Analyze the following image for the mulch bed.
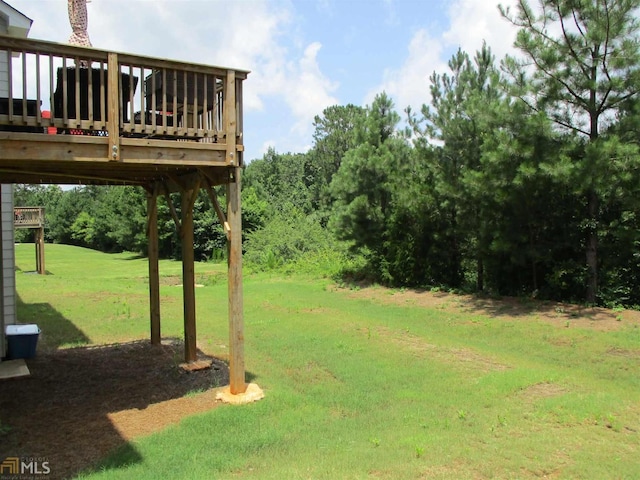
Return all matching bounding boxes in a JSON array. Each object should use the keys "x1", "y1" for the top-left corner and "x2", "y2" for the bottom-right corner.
[{"x1": 0, "y1": 339, "x2": 228, "y2": 479}]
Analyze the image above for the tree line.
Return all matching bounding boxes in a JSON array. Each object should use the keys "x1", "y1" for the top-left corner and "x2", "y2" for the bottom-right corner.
[{"x1": 15, "y1": 0, "x2": 640, "y2": 307}]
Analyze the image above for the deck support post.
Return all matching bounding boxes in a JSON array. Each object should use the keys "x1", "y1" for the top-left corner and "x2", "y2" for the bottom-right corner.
[
  {"x1": 181, "y1": 180, "x2": 200, "y2": 363},
  {"x1": 227, "y1": 167, "x2": 246, "y2": 394},
  {"x1": 147, "y1": 187, "x2": 161, "y2": 345},
  {"x1": 35, "y1": 226, "x2": 45, "y2": 275},
  {"x1": 107, "y1": 52, "x2": 121, "y2": 161}
]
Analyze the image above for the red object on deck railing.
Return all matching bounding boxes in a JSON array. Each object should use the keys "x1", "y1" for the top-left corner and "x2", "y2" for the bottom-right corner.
[{"x1": 41, "y1": 111, "x2": 57, "y2": 135}]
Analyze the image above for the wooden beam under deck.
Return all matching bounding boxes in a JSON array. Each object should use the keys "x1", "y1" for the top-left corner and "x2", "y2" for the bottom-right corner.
[{"x1": 0, "y1": 133, "x2": 234, "y2": 165}]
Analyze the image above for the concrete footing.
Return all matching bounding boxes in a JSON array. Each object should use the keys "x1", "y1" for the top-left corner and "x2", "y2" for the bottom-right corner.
[{"x1": 216, "y1": 382, "x2": 264, "y2": 405}]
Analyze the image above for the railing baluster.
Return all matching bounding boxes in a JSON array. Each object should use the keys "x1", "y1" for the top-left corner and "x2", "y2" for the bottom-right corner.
[
  {"x1": 62, "y1": 57, "x2": 68, "y2": 123},
  {"x1": 128, "y1": 64, "x2": 134, "y2": 130},
  {"x1": 182, "y1": 70, "x2": 187, "y2": 134},
  {"x1": 36, "y1": 53, "x2": 42, "y2": 125},
  {"x1": 49, "y1": 55, "x2": 55, "y2": 123},
  {"x1": 150, "y1": 68, "x2": 157, "y2": 132},
  {"x1": 172, "y1": 69, "x2": 178, "y2": 133},
  {"x1": 100, "y1": 61, "x2": 105, "y2": 129},
  {"x1": 203, "y1": 73, "x2": 209, "y2": 133},
  {"x1": 88, "y1": 57, "x2": 94, "y2": 125},
  {"x1": 8, "y1": 48, "x2": 13, "y2": 121},
  {"x1": 162, "y1": 68, "x2": 167, "y2": 132},
  {"x1": 74, "y1": 61, "x2": 80, "y2": 126},
  {"x1": 213, "y1": 75, "x2": 218, "y2": 134},
  {"x1": 140, "y1": 65, "x2": 145, "y2": 133},
  {"x1": 192, "y1": 71, "x2": 198, "y2": 132},
  {"x1": 21, "y1": 50, "x2": 27, "y2": 123}
]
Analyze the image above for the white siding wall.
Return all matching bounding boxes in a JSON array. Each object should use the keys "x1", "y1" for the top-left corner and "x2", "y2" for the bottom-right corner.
[
  {"x1": 0, "y1": 184, "x2": 13, "y2": 359},
  {"x1": 1, "y1": 185, "x2": 15, "y2": 329},
  {"x1": 0, "y1": 4, "x2": 31, "y2": 360},
  {"x1": 0, "y1": 51, "x2": 8, "y2": 97},
  {"x1": 0, "y1": 13, "x2": 7, "y2": 97}
]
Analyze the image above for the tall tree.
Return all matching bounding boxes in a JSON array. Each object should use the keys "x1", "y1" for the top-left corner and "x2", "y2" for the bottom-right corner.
[
  {"x1": 330, "y1": 93, "x2": 412, "y2": 283},
  {"x1": 244, "y1": 148, "x2": 313, "y2": 215},
  {"x1": 310, "y1": 104, "x2": 364, "y2": 183},
  {"x1": 409, "y1": 44, "x2": 502, "y2": 290},
  {"x1": 501, "y1": 0, "x2": 640, "y2": 302}
]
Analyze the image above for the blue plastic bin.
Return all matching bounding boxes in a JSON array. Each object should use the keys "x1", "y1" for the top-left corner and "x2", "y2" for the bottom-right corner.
[{"x1": 6, "y1": 324, "x2": 40, "y2": 359}]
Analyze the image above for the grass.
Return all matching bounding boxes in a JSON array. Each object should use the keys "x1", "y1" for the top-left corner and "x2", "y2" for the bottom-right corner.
[{"x1": 14, "y1": 243, "x2": 640, "y2": 479}]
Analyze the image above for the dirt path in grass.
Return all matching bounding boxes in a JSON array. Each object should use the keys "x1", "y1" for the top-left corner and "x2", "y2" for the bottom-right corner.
[
  {"x1": 343, "y1": 285, "x2": 640, "y2": 331},
  {"x1": 0, "y1": 340, "x2": 228, "y2": 479}
]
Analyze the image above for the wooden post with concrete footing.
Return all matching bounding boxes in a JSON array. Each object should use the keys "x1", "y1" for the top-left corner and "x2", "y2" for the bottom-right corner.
[
  {"x1": 215, "y1": 70, "x2": 264, "y2": 404},
  {"x1": 35, "y1": 226, "x2": 45, "y2": 275},
  {"x1": 217, "y1": 167, "x2": 264, "y2": 404},
  {"x1": 181, "y1": 182, "x2": 200, "y2": 363},
  {"x1": 147, "y1": 188, "x2": 161, "y2": 345},
  {"x1": 227, "y1": 167, "x2": 246, "y2": 395}
]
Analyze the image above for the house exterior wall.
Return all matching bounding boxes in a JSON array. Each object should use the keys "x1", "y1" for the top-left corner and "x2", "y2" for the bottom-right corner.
[
  {"x1": 0, "y1": 185, "x2": 13, "y2": 358},
  {"x1": 0, "y1": 12, "x2": 8, "y2": 97},
  {"x1": 1, "y1": 185, "x2": 15, "y2": 330},
  {"x1": 0, "y1": 1, "x2": 31, "y2": 358}
]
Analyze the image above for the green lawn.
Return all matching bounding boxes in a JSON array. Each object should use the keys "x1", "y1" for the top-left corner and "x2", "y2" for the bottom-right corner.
[{"x1": 15, "y1": 244, "x2": 640, "y2": 479}]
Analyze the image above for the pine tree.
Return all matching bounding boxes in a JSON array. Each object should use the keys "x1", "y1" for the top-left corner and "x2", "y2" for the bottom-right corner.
[{"x1": 501, "y1": 0, "x2": 640, "y2": 303}]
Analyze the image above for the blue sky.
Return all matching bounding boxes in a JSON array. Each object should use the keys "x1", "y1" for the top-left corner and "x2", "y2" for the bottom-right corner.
[{"x1": 7, "y1": 0, "x2": 518, "y2": 161}]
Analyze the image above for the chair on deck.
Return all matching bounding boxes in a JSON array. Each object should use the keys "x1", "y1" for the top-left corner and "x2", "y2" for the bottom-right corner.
[
  {"x1": 52, "y1": 67, "x2": 138, "y2": 130},
  {"x1": 0, "y1": 98, "x2": 43, "y2": 133}
]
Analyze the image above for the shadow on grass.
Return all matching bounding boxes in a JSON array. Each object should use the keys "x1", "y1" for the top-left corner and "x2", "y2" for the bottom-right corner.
[
  {"x1": 113, "y1": 253, "x2": 147, "y2": 261},
  {"x1": 0, "y1": 339, "x2": 236, "y2": 479},
  {"x1": 333, "y1": 260, "x2": 618, "y2": 321},
  {"x1": 448, "y1": 293, "x2": 619, "y2": 322},
  {"x1": 3, "y1": 299, "x2": 240, "y2": 479},
  {"x1": 16, "y1": 294, "x2": 90, "y2": 350},
  {"x1": 339, "y1": 278, "x2": 621, "y2": 323},
  {"x1": 17, "y1": 270, "x2": 54, "y2": 275}
]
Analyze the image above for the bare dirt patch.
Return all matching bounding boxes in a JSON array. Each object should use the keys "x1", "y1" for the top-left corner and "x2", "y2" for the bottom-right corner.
[
  {"x1": 518, "y1": 382, "x2": 568, "y2": 402},
  {"x1": 371, "y1": 326, "x2": 509, "y2": 372},
  {"x1": 606, "y1": 347, "x2": 640, "y2": 359},
  {"x1": 0, "y1": 340, "x2": 228, "y2": 479},
  {"x1": 343, "y1": 286, "x2": 640, "y2": 331},
  {"x1": 154, "y1": 273, "x2": 225, "y2": 287}
]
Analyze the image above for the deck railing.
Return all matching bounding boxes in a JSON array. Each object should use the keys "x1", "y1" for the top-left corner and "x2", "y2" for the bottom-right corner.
[
  {"x1": 14, "y1": 206, "x2": 44, "y2": 228},
  {"x1": 0, "y1": 35, "x2": 246, "y2": 152}
]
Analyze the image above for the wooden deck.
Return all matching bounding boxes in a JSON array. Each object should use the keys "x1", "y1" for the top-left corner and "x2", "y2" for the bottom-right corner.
[
  {"x1": 14, "y1": 206, "x2": 43, "y2": 228},
  {"x1": 0, "y1": 35, "x2": 250, "y2": 395},
  {"x1": 13, "y1": 206, "x2": 45, "y2": 274},
  {"x1": 0, "y1": 34, "x2": 247, "y2": 190}
]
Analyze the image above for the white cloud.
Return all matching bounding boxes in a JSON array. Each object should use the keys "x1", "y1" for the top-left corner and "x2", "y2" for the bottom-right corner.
[
  {"x1": 284, "y1": 42, "x2": 339, "y2": 135},
  {"x1": 370, "y1": 0, "x2": 519, "y2": 113},
  {"x1": 260, "y1": 139, "x2": 277, "y2": 155},
  {"x1": 443, "y1": 0, "x2": 518, "y2": 62},
  {"x1": 366, "y1": 29, "x2": 446, "y2": 111},
  {"x1": 87, "y1": 0, "x2": 293, "y2": 113},
  {"x1": 254, "y1": 41, "x2": 338, "y2": 156}
]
